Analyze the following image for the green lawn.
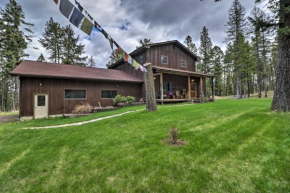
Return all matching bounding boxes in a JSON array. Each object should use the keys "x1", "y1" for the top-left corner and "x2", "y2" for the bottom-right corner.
[{"x1": 0, "y1": 99, "x2": 289, "y2": 192}]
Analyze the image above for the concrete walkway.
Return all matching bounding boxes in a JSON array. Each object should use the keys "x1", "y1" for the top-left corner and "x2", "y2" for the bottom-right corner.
[{"x1": 23, "y1": 104, "x2": 193, "y2": 130}]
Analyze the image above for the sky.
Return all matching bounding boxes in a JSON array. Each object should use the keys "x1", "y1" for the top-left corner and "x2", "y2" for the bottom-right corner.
[{"x1": 0, "y1": 0, "x2": 268, "y2": 68}]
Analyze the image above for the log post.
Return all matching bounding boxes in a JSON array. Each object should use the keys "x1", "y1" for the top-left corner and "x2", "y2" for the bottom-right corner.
[
  {"x1": 144, "y1": 63, "x2": 157, "y2": 112},
  {"x1": 160, "y1": 73, "x2": 163, "y2": 105},
  {"x1": 188, "y1": 76, "x2": 191, "y2": 99},
  {"x1": 212, "y1": 77, "x2": 215, "y2": 100}
]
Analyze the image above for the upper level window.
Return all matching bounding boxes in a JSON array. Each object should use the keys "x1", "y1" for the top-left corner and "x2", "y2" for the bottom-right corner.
[
  {"x1": 139, "y1": 55, "x2": 144, "y2": 64},
  {"x1": 161, "y1": 55, "x2": 168, "y2": 64},
  {"x1": 101, "y1": 90, "x2": 117, "y2": 99},
  {"x1": 65, "y1": 90, "x2": 86, "y2": 99},
  {"x1": 181, "y1": 60, "x2": 187, "y2": 68}
]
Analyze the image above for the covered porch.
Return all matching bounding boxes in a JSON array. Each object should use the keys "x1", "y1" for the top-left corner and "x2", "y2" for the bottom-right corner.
[{"x1": 152, "y1": 66, "x2": 215, "y2": 103}]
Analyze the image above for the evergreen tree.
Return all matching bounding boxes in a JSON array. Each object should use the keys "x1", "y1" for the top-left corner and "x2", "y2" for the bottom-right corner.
[
  {"x1": 0, "y1": 0, "x2": 33, "y2": 111},
  {"x1": 87, "y1": 55, "x2": 96, "y2": 67},
  {"x1": 225, "y1": 0, "x2": 247, "y2": 99},
  {"x1": 37, "y1": 53, "x2": 46, "y2": 62},
  {"x1": 62, "y1": 25, "x2": 87, "y2": 65},
  {"x1": 39, "y1": 17, "x2": 63, "y2": 64},
  {"x1": 136, "y1": 38, "x2": 153, "y2": 49},
  {"x1": 106, "y1": 49, "x2": 120, "y2": 68},
  {"x1": 255, "y1": 0, "x2": 290, "y2": 111},
  {"x1": 184, "y1": 35, "x2": 198, "y2": 55},
  {"x1": 211, "y1": 46, "x2": 224, "y2": 96},
  {"x1": 199, "y1": 26, "x2": 213, "y2": 74}
]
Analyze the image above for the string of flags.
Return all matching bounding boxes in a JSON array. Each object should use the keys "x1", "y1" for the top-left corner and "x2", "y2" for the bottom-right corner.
[{"x1": 53, "y1": 0, "x2": 147, "y2": 72}]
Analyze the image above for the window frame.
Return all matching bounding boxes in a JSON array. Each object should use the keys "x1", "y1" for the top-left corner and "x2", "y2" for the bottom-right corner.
[
  {"x1": 161, "y1": 55, "x2": 168, "y2": 65},
  {"x1": 181, "y1": 59, "x2": 187, "y2": 68},
  {"x1": 64, "y1": 89, "x2": 87, "y2": 100},
  {"x1": 101, "y1": 90, "x2": 118, "y2": 99}
]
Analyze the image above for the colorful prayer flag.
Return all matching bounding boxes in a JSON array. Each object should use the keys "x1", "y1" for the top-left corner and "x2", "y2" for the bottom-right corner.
[
  {"x1": 59, "y1": 0, "x2": 74, "y2": 19},
  {"x1": 69, "y1": 8, "x2": 84, "y2": 28},
  {"x1": 80, "y1": 17, "x2": 93, "y2": 36},
  {"x1": 125, "y1": 53, "x2": 129, "y2": 62},
  {"x1": 109, "y1": 37, "x2": 114, "y2": 50}
]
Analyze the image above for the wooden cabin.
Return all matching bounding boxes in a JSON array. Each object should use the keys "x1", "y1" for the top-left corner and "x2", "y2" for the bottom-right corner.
[
  {"x1": 11, "y1": 40, "x2": 214, "y2": 120},
  {"x1": 109, "y1": 40, "x2": 215, "y2": 104}
]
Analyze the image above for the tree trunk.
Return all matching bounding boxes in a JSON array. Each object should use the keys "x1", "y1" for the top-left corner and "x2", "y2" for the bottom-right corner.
[
  {"x1": 144, "y1": 63, "x2": 157, "y2": 112},
  {"x1": 262, "y1": 32, "x2": 268, "y2": 98},
  {"x1": 272, "y1": 0, "x2": 290, "y2": 111}
]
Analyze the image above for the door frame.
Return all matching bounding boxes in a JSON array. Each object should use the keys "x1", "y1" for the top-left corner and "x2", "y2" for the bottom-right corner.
[
  {"x1": 190, "y1": 83, "x2": 197, "y2": 98},
  {"x1": 33, "y1": 93, "x2": 49, "y2": 119}
]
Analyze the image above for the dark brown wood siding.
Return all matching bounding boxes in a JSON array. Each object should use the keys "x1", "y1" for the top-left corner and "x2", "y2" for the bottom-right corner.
[
  {"x1": 20, "y1": 77, "x2": 142, "y2": 117},
  {"x1": 146, "y1": 44, "x2": 196, "y2": 72},
  {"x1": 113, "y1": 62, "x2": 144, "y2": 80}
]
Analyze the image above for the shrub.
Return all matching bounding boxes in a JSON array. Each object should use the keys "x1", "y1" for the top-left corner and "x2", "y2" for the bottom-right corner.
[
  {"x1": 113, "y1": 95, "x2": 126, "y2": 106},
  {"x1": 72, "y1": 102, "x2": 92, "y2": 114},
  {"x1": 125, "y1": 96, "x2": 135, "y2": 104}
]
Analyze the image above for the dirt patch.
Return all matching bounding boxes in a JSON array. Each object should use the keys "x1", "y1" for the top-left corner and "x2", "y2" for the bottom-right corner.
[
  {"x1": 164, "y1": 139, "x2": 187, "y2": 147},
  {"x1": 0, "y1": 115, "x2": 19, "y2": 123}
]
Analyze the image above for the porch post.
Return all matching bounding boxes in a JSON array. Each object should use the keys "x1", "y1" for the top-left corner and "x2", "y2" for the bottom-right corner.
[
  {"x1": 188, "y1": 76, "x2": 191, "y2": 99},
  {"x1": 200, "y1": 76, "x2": 203, "y2": 98},
  {"x1": 160, "y1": 73, "x2": 163, "y2": 103},
  {"x1": 212, "y1": 77, "x2": 215, "y2": 100}
]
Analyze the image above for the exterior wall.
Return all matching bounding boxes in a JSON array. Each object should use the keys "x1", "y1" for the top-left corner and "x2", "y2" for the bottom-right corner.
[
  {"x1": 113, "y1": 62, "x2": 144, "y2": 80},
  {"x1": 20, "y1": 77, "x2": 142, "y2": 117},
  {"x1": 145, "y1": 44, "x2": 196, "y2": 72}
]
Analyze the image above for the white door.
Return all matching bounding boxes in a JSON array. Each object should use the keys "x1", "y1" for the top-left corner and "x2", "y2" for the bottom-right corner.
[{"x1": 34, "y1": 94, "x2": 48, "y2": 119}]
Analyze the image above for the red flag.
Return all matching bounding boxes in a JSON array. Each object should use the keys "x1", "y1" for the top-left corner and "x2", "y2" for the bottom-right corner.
[
  {"x1": 54, "y1": 0, "x2": 58, "y2": 4},
  {"x1": 125, "y1": 53, "x2": 129, "y2": 62}
]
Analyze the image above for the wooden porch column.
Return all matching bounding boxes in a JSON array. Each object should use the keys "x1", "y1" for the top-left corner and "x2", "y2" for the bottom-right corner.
[
  {"x1": 144, "y1": 63, "x2": 157, "y2": 112},
  {"x1": 200, "y1": 76, "x2": 203, "y2": 98},
  {"x1": 160, "y1": 73, "x2": 163, "y2": 100},
  {"x1": 212, "y1": 77, "x2": 215, "y2": 100},
  {"x1": 188, "y1": 76, "x2": 191, "y2": 99}
]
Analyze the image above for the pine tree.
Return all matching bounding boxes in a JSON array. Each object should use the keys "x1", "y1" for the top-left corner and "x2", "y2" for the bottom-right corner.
[
  {"x1": 211, "y1": 46, "x2": 224, "y2": 96},
  {"x1": 255, "y1": 0, "x2": 290, "y2": 111},
  {"x1": 0, "y1": 0, "x2": 33, "y2": 111},
  {"x1": 199, "y1": 26, "x2": 213, "y2": 74},
  {"x1": 136, "y1": 38, "x2": 153, "y2": 49},
  {"x1": 106, "y1": 49, "x2": 120, "y2": 68},
  {"x1": 226, "y1": 0, "x2": 247, "y2": 99},
  {"x1": 184, "y1": 35, "x2": 198, "y2": 55},
  {"x1": 249, "y1": 7, "x2": 264, "y2": 98},
  {"x1": 37, "y1": 53, "x2": 46, "y2": 62},
  {"x1": 39, "y1": 17, "x2": 63, "y2": 64},
  {"x1": 87, "y1": 55, "x2": 96, "y2": 67},
  {"x1": 62, "y1": 25, "x2": 87, "y2": 65}
]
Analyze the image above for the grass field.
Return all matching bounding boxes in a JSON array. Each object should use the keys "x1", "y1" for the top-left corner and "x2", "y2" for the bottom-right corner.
[{"x1": 0, "y1": 99, "x2": 289, "y2": 192}]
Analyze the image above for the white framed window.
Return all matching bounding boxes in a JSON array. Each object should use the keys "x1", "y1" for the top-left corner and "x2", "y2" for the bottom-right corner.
[
  {"x1": 181, "y1": 60, "x2": 187, "y2": 68},
  {"x1": 161, "y1": 55, "x2": 168, "y2": 64}
]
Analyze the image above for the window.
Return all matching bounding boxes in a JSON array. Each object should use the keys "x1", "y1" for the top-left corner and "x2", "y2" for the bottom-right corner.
[
  {"x1": 65, "y1": 90, "x2": 86, "y2": 99},
  {"x1": 181, "y1": 60, "x2": 187, "y2": 68},
  {"x1": 161, "y1": 56, "x2": 168, "y2": 64},
  {"x1": 101, "y1": 90, "x2": 117, "y2": 98},
  {"x1": 139, "y1": 55, "x2": 144, "y2": 64},
  {"x1": 37, "y1": 95, "x2": 45, "y2": 106}
]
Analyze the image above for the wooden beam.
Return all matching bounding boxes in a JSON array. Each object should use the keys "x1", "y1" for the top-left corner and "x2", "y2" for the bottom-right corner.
[
  {"x1": 200, "y1": 76, "x2": 202, "y2": 97},
  {"x1": 160, "y1": 73, "x2": 163, "y2": 101},
  {"x1": 153, "y1": 73, "x2": 161, "y2": 76},
  {"x1": 212, "y1": 77, "x2": 215, "y2": 99},
  {"x1": 188, "y1": 76, "x2": 191, "y2": 99}
]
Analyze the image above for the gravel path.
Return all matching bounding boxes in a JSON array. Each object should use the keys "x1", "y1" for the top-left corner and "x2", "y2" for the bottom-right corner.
[{"x1": 23, "y1": 104, "x2": 193, "y2": 130}]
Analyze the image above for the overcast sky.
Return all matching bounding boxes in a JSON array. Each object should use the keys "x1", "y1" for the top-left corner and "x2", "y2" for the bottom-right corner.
[{"x1": 0, "y1": 0, "x2": 267, "y2": 68}]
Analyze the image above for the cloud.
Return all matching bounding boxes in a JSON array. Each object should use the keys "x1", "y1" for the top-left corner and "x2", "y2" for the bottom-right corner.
[{"x1": 0, "y1": 0, "x2": 268, "y2": 68}]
